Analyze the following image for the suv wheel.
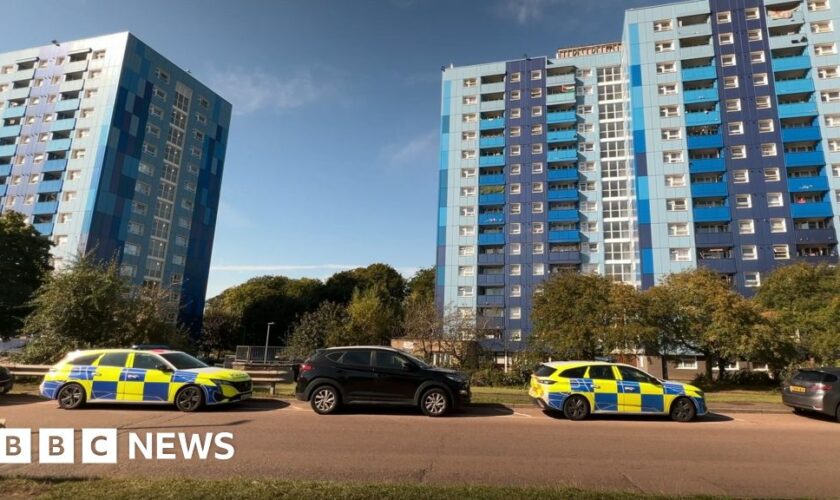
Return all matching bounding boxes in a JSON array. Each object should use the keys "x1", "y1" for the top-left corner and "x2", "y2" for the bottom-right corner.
[
  {"x1": 57, "y1": 383, "x2": 86, "y2": 409},
  {"x1": 670, "y1": 397, "x2": 697, "y2": 422},
  {"x1": 311, "y1": 385, "x2": 340, "y2": 415},
  {"x1": 563, "y1": 395, "x2": 590, "y2": 421},
  {"x1": 420, "y1": 388, "x2": 449, "y2": 417}
]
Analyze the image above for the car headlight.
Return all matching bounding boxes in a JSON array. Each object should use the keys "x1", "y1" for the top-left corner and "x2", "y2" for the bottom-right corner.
[
  {"x1": 211, "y1": 379, "x2": 234, "y2": 387},
  {"x1": 538, "y1": 379, "x2": 556, "y2": 385}
]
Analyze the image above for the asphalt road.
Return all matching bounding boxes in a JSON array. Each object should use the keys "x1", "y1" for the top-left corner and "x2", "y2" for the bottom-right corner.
[{"x1": 1, "y1": 395, "x2": 839, "y2": 498}]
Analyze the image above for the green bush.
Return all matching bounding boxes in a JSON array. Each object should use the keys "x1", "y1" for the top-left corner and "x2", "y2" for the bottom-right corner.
[{"x1": 469, "y1": 367, "x2": 528, "y2": 387}]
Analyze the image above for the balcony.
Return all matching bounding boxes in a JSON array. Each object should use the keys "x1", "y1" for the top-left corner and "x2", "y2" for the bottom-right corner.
[
  {"x1": 794, "y1": 228, "x2": 838, "y2": 244},
  {"x1": 5, "y1": 87, "x2": 30, "y2": 101},
  {"x1": 476, "y1": 316, "x2": 505, "y2": 329},
  {"x1": 477, "y1": 253, "x2": 505, "y2": 265},
  {"x1": 38, "y1": 179, "x2": 64, "y2": 193},
  {"x1": 684, "y1": 110, "x2": 720, "y2": 126},
  {"x1": 691, "y1": 182, "x2": 728, "y2": 198},
  {"x1": 0, "y1": 144, "x2": 17, "y2": 157},
  {"x1": 478, "y1": 174, "x2": 505, "y2": 186},
  {"x1": 478, "y1": 155, "x2": 505, "y2": 167},
  {"x1": 687, "y1": 133, "x2": 723, "y2": 149},
  {"x1": 478, "y1": 193, "x2": 504, "y2": 205},
  {"x1": 693, "y1": 206, "x2": 731, "y2": 222},
  {"x1": 42, "y1": 159, "x2": 68, "y2": 172},
  {"x1": 59, "y1": 79, "x2": 84, "y2": 93},
  {"x1": 479, "y1": 136, "x2": 505, "y2": 148},
  {"x1": 477, "y1": 295, "x2": 505, "y2": 307},
  {"x1": 547, "y1": 169, "x2": 579, "y2": 181},
  {"x1": 55, "y1": 98, "x2": 81, "y2": 112},
  {"x1": 33, "y1": 201, "x2": 58, "y2": 214},
  {"x1": 546, "y1": 130, "x2": 578, "y2": 143},
  {"x1": 548, "y1": 209, "x2": 579, "y2": 222},
  {"x1": 479, "y1": 118, "x2": 505, "y2": 130},
  {"x1": 774, "y1": 78, "x2": 815, "y2": 95},
  {"x1": 2, "y1": 106, "x2": 26, "y2": 119},
  {"x1": 548, "y1": 251, "x2": 582, "y2": 264},
  {"x1": 64, "y1": 59, "x2": 89, "y2": 74},
  {"x1": 681, "y1": 66, "x2": 717, "y2": 81},
  {"x1": 546, "y1": 111, "x2": 577, "y2": 124},
  {"x1": 0, "y1": 125, "x2": 21, "y2": 138},
  {"x1": 51, "y1": 118, "x2": 76, "y2": 132},
  {"x1": 0, "y1": 164, "x2": 11, "y2": 176},
  {"x1": 781, "y1": 126, "x2": 821, "y2": 142},
  {"x1": 478, "y1": 212, "x2": 505, "y2": 225},
  {"x1": 45, "y1": 139, "x2": 72, "y2": 152},
  {"x1": 788, "y1": 176, "x2": 829, "y2": 193},
  {"x1": 771, "y1": 55, "x2": 811, "y2": 72},
  {"x1": 477, "y1": 274, "x2": 505, "y2": 286},
  {"x1": 547, "y1": 149, "x2": 578, "y2": 162},
  {"x1": 546, "y1": 74, "x2": 575, "y2": 86},
  {"x1": 683, "y1": 88, "x2": 718, "y2": 104},
  {"x1": 480, "y1": 82, "x2": 505, "y2": 94},
  {"x1": 689, "y1": 157, "x2": 725, "y2": 173},
  {"x1": 33, "y1": 222, "x2": 54, "y2": 235},
  {"x1": 694, "y1": 232, "x2": 734, "y2": 246},
  {"x1": 547, "y1": 188, "x2": 578, "y2": 201},
  {"x1": 548, "y1": 230, "x2": 580, "y2": 243},
  {"x1": 546, "y1": 92, "x2": 576, "y2": 104},
  {"x1": 784, "y1": 151, "x2": 824, "y2": 167},
  {"x1": 478, "y1": 233, "x2": 505, "y2": 245},
  {"x1": 778, "y1": 101, "x2": 818, "y2": 118},
  {"x1": 769, "y1": 33, "x2": 810, "y2": 50},
  {"x1": 11, "y1": 67, "x2": 35, "y2": 81},
  {"x1": 791, "y1": 202, "x2": 833, "y2": 218},
  {"x1": 698, "y1": 258, "x2": 736, "y2": 274},
  {"x1": 677, "y1": 22, "x2": 712, "y2": 38}
]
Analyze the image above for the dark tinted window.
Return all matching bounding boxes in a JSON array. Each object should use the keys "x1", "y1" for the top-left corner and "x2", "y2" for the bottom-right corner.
[
  {"x1": 374, "y1": 351, "x2": 412, "y2": 370},
  {"x1": 793, "y1": 370, "x2": 826, "y2": 383},
  {"x1": 825, "y1": 374, "x2": 839, "y2": 383},
  {"x1": 69, "y1": 353, "x2": 101, "y2": 366},
  {"x1": 617, "y1": 366, "x2": 658, "y2": 384},
  {"x1": 160, "y1": 352, "x2": 207, "y2": 370},
  {"x1": 560, "y1": 366, "x2": 587, "y2": 378},
  {"x1": 98, "y1": 352, "x2": 129, "y2": 368},
  {"x1": 325, "y1": 351, "x2": 343, "y2": 362},
  {"x1": 587, "y1": 365, "x2": 615, "y2": 380},
  {"x1": 133, "y1": 353, "x2": 164, "y2": 370},
  {"x1": 339, "y1": 350, "x2": 372, "y2": 367},
  {"x1": 535, "y1": 365, "x2": 557, "y2": 377}
]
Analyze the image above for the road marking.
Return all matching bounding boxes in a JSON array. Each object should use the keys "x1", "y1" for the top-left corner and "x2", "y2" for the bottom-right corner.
[{"x1": 512, "y1": 411, "x2": 532, "y2": 418}]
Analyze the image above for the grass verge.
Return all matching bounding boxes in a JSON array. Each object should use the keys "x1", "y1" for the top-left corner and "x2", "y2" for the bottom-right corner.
[{"x1": 0, "y1": 477, "x2": 724, "y2": 500}]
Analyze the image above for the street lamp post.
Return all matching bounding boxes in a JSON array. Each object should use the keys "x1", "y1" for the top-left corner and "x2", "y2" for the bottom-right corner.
[
  {"x1": 503, "y1": 330, "x2": 509, "y2": 374},
  {"x1": 263, "y1": 322, "x2": 275, "y2": 364}
]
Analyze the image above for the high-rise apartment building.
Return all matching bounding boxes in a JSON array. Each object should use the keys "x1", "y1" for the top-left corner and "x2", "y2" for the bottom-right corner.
[
  {"x1": 436, "y1": 0, "x2": 840, "y2": 352},
  {"x1": 0, "y1": 33, "x2": 231, "y2": 333}
]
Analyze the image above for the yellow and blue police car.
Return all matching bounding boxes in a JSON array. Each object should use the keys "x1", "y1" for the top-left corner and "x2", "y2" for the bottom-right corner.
[
  {"x1": 40, "y1": 349, "x2": 252, "y2": 412},
  {"x1": 529, "y1": 361, "x2": 707, "y2": 422}
]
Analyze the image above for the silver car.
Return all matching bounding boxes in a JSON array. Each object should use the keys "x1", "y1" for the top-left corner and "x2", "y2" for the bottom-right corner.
[{"x1": 782, "y1": 368, "x2": 840, "y2": 421}]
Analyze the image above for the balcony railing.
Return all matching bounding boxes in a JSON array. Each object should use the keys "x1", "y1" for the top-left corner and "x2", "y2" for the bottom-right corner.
[
  {"x1": 547, "y1": 149, "x2": 578, "y2": 162},
  {"x1": 547, "y1": 169, "x2": 579, "y2": 181},
  {"x1": 548, "y1": 230, "x2": 580, "y2": 243},
  {"x1": 693, "y1": 206, "x2": 731, "y2": 222},
  {"x1": 478, "y1": 212, "x2": 505, "y2": 225},
  {"x1": 547, "y1": 188, "x2": 578, "y2": 201},
  {"x1": 781, "y1": 126, "x2": 821, "y2": 142},
  {"x1": 547, "y1": 209, "x2": 579, "y2": 222},
  {"x1": 690, "y1": 182, "x2": 728, "y2": 198},
  {"x1": 478, "y1": 174, "x2": 505, "y2": 186},
  {"x1": 771, "y1": 55, "x2": 811, "y2": 72},
  {"x1": 784, "y1": 151, "x2": 825, "y2": 167},
  {"x1": 681, "y1": 65, "x2": 716, "y2": 81},
  {"x1": 788, "y1": 176, "x2": 829, "y2": 193},
  {"x1": 546, "y1": 111, "x2": 577, "y2": 124},
  {"x1": 778, "y1": 101, "x2": 818, "y2": 118},
  {"x1": 479, "y1": 118, "x2": 505, "y2": 130},
  {"x1": 791, "y1": 202, "x2": 833, "y2": 218}
]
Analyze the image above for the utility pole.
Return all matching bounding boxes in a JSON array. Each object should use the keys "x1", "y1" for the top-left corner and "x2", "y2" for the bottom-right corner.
[{"x1": 263, "y1": 322, "x2": 275, "y2": 364}]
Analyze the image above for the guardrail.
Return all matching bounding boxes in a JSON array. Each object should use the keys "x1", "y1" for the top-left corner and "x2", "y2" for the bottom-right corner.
[{"x1": 6, "y1": 364, "x2": 50, "y2": 377}]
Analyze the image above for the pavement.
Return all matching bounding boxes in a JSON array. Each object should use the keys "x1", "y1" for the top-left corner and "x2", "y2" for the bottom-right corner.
[{"x1": 1, "y1": 394, "x2": 838, "y2": 498}]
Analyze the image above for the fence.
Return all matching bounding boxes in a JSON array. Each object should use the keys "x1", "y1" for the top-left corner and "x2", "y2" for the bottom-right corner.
[{"x1": 234, "y1": 345, "x2": 288, "y2": 364}]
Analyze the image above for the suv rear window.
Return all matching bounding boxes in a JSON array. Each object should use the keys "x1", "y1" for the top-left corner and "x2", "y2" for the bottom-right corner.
[
  {"x1": 339, "y1": 350, "x2": 372, "y2": 367},
  {"x1": 793, "y1": 370, "x2": 830, "y2": 383},
  {"x1": 559, "y1": 366, "x2": 587, "y2": 378},
  {"x1": 534, "y1": 365, "x2": 557, "y2": 377}
]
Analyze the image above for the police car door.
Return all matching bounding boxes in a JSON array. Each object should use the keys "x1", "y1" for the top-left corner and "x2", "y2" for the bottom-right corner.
[
  {"x1": 617, "y1": 365, "x2": 665, "y2": 413},
  {"x1": 127, "y1": 352, "x2": 173, "y2": 402},
  {"x1": 92, "y1": 351, "x2": 129, "y2": 400},
  {"x1": 586, "y1": 364, "x2": 619, "y2": 412}
]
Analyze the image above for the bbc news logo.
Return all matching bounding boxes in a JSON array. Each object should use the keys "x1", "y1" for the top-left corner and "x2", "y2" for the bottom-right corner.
[{"x1": 0, "y1": 429, "x2": 235, "y2": 463}]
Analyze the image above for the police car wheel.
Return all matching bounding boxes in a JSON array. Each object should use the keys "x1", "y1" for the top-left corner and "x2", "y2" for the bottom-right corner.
[
  {"x1": 420, "y1": 388, "x2": 449, "y2": 417},
  {"x1": 311, "y1": 385, "x2": 340, "y2": 415},
  {"x1": 57, "y1": 383, "x2": 85, "y2": 409},
  {"x1": 175, "y1": 386, "x2": 204, "y2": 412},
  {"x1": 563, "y1": 395, "x2": 590, "y2": 421},
  {"x1": 670, "y1": 397, "x2": 697, "y2": 422}
]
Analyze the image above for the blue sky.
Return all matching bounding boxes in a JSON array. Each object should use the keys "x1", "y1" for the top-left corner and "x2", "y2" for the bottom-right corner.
[{"x1": 1, "y1": 0, "x2": 660, "y2": 297}]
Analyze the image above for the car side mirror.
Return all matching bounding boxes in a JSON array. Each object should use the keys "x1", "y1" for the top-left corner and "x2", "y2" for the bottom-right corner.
[
  {"x1": 156, "y1": 364, "x2": 173, "y2": 373},
  {"x1": 403, "y1": 363, "x2": 417, "y2": 372}
]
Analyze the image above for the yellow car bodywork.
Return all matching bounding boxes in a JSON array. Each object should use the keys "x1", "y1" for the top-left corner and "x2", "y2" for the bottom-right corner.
[
  {"x1": 40, "y1": 349, "x2": 251, "y2": 408},
  {"x1": 529, "y1": 361, "x2": 707, "y2": 419}
]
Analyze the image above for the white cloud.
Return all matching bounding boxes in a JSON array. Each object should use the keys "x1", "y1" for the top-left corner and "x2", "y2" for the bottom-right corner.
[
  {"x1": 380, "y1": 130, "x2": 438, "y2": 166},
  {"x1": 496, "y1": 0, "x2": 561, "y2": 24},
  {"x1": 205, "y1": 66, "x2": 333, "y2": 115}
]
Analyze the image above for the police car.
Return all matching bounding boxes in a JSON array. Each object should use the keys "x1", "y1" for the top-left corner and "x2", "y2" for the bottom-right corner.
[
  {"x1": 40, "y1": 349, "x2": 252, "y2": 411},
  {"x1": 529, "y1": 361, "x2": 707, "y2": 422}
]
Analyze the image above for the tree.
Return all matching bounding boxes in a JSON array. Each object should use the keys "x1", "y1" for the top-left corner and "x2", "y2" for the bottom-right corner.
[
  {"x1": 406, "y1": 267, "x2": 436, "y2": 305},
  {"x1": 284, "y1": 301, "x2": 348, "y2": 359},
  {"x1": 20, "y1": 255, "x2": 188, "y2": 363},
  {"x1": 198, "y1": 309, "x2": 239, "y2": 358},
  {"x1": 329, "y1": 287, "x2": 401, "y2": 346},
  {"x1": 0, "y1": 211, "x2": 52, "y2": 340},
  {"x1": 323, "y1": 263, "x2": 407, "y2": 305}
]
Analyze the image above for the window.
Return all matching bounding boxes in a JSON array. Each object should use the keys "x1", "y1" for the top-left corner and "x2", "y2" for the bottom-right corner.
[
  {"x1": 463, "y1": 78, "x2": 477, "y2": 87},
  {"x1": 588, "y1": 365, "x2": 615, "y2": 380},
  {"x1": 770, "y1": 218, "x2": 787, "y2": 233},
  {"x1": 155, "y1": 67, "x2": 170, "y2": 82},
  {"x1": 531, "y1": 124, "x2": 543, "y2": 136},
  {"x1": 735, "y1": 194, "x2": 751, "y2": 208},
  {"x1": 99, "y1": 352, "x2": 129, "y2": 368},
  {"x1": 821, "y1": 90, "x2": 840, "y2": 103},
  {"x1": 745, "y1": 7, "x2": 759, "y2": 19},
  {"x1": 656, "y1": 62, "x2": 676, "y2": 74},
  {"x1": 510, "y1": 108, "x2": 521, "y2": 119},
  {"x1": 725, "y1": 98, "x2": 741, "y2": 112},
  {"x1": 510, "y1": 126, "x2": 521, "y2": 138},
  {"x1": 128, "y1": 222, "x2": 144, "y2": 235},
  {"x1": 510, "y1": 145, "x2": 521, "y2": 156},
  {"x1": 660, "y1": 105, "x2": 680, "y2": 117},
  {"x1": 654, "y1": 19, "x2": 673, "y2": 32},
  {"x1": 531, "y1": 69, "x2": 542, "y2": 80},
  {"x1": 510, "y1": 203, "x2": 521, "y2": 215},
  {"x1": 530, "y1": 88, "x2": 542, "y2": 99},
  {"x1": 728, "y1": 122, "x2": 744, "y2": 135},
  {"x1": 753, "y1": 73, "x2": 768, "y2": 86},
  {"x1": 509, "y1": 223, "x2": 521, "y2": 235},
  {"x1": 744, "y1": 272, "x2": 761, "y2": 288},
  {"x1": 677, "y1": 357, "x2": 698, "y2": 370},
  {"x1": 532, "y1": 201, "x2": 544, "y2": 213},
  {"x1": 655, "y1": 40, "x2": 675, "y2": 53},
  {"x1": 670, "y1": 248, "x2": 691, "y2": 261},
  {"x1": 667, "y1": 198, "x2": 687, "y2": 211},
  {"x1": 815, "y1": 43, "x2": 837, "y2": 56},
  {"x1": 510, "y1": 264, "x2": 521, "y2": 276},
  {"x1": 663, "y1": 151, "x2": 683, "y2": 163},
  {"x1": 733, "y1": 170, "x2": 749, "y2": 184},
  {"x1": 669, "y1": 223, "x2": 690, "y2": 236},
  {"x1": 457, "y1": 286, "x2": 474, "y2": 298},
  {"x1": 747, "y1": 29, "x2": 762, "y2": 42},
  {"x1": 661, "y1": 128, "x2": 681, "y2": 140},
  {"x1": 510, "y1": 285, "x2": 521, "y2": 297},
  {"x1": 510, "y1": 164, "x2": 521, "y2": 175},
  {"x1": 510, "y1": 307, "x2": 522, "y2": 320},
  {"x1": 531, "y1": 143, "x2": 543, "y2": 155},
  {"x1": 764, "y1": 167, "x2": 780, "y2": 181},
  {"x1": 761, "y1": 143, "x2": 777, "y2": 157},
  {"x1": 773, "y1": 245, "x2": 790, "y2": 260},
  {"x1": 816, "y1": 65, "x2": 837, "y2": 79},
  {"x1": 811, "y1": 21, "x2": 833, "y2": 34},
  {"x1": 730, "y1": 145, "x2": 746, "y2": 159},
  {"x1": 750, "y1": 51, "x2": 765, "y2": 64},
  {"x1": 768, "y1": 192, "x2": 784, "y2": 207},
  {"x1": 809, "y1": 0, "x2": 830, "y2": 11},
  {"x1": 738, "y1": 219, "x2": 755, "y2": 234},
  {"x1": 458, "y1": 246, "x2": 474, "y2": 256},
  {"x1": 758, "y1": 119, "x2": 774, "y2": 133},
  {"x1": 533, "y1": 243, "x2": 544, "y2": 255},
  {"x1": 510, "y1": 90, "x2": 521, "y2": 101},
  {"x1": 719, "y1": 33, "x2": 734, "y2": 45},
  {"x1": 724, "y1": 76, "x2": 738, "y2": 89},
  {"x1": 509, "y1": 242, "x2": 522, "y2": 255},
  {"x1": 459, "y1": 225, "x2": 475, "y2": 236},
  {"x1": 741, "y1": 245, "x2": 758, "y2": 260},
  {"x1": 716, "y1": 11, "x2": 731, "y2": 23},
  {"x1": 665, "y1": 174, "x2": 686, "y2": 187},
  {"x1": 577, "y1": 105, "x2": 592, "y2": 114},
  {"x1": 533, "y1": 263, "x2": 545, "y2": 275}
]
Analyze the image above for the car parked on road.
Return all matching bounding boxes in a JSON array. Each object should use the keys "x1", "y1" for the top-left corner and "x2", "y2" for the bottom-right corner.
[
  {"x1": 40, "y1": 348, "x2": 252, "y2": 411},
  {"x1": 294, "y1": 346, "x2": 471, "y2": 417},
  {"x1": 529, "y1": 361, "x2": 707, "y2": 422},
  {"x1": 0, "y1": 365, "x2": 13, "y2": 394},
  {"x1": 782, "y1": 368, "x2": 840, "y2": 421}
]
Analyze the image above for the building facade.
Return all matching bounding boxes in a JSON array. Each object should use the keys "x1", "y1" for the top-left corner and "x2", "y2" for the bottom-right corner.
[
  {"x1": 0, "y1": 33, "x2": 231, "y2": 334},
  {"x1": 436, "y1": 0, "x2": 840, "y2": 352}
]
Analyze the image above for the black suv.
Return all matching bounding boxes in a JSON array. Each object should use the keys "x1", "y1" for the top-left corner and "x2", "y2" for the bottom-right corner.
[{"x1": 294, "y1": 346, "x2": 471, "y2": 416}]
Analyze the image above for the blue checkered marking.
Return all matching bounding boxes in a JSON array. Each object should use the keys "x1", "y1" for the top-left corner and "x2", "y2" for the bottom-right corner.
[
  {"x1": 570, "y1": 378, "x2": 594, "y2": 392},
  {"x1": 594, "y1": 393, "x2": 618, "y2": 411},
  {"x1": 143, "y1": 382, "x2": 170, "y2": 401},
  {"x1": 41, "y1": 381, "x2": 62, "y2": 399},
  {"x1": 68, "y1": 366, "x2": 96, "y2": 380},
  {"x1": 547, "y1": 392, "x2": 569, "y2": 410},
  {"x1": 173, "y1": 371, "x2": 198, "y2": 383},
  {"x1": 91, "y1": 381, "x2": 118, "y2": 400},
  {"x1": 664, "y1": 383, "x2": 685, "y2": 395},
  {"x1": 641, "y1": 395, "x2": 664, "y2": 412},
  {"x1": 693, "y1": 397, "x2": 706, "y2": 415},
  {"x1": 203, "y1": 385, "x2": 222, "y2": 404},
  {"x1": 618, "y1": 381, "x2": 640, "y2": 393},
  {"x1": 120, "y1": 368, "x2": 146, "y2": 382}
]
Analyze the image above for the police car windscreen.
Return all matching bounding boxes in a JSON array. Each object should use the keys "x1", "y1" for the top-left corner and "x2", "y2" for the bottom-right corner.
[{"x1": 160, "y1": 352, "x2": 208, "y2": 370}]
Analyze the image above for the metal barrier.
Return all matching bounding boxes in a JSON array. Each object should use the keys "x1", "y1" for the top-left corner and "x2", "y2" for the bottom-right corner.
[
  {"x1": 235, "y1": 345, "x2": 287, "y2": 364},
  {"x1": 6, "y1": 364, "x2": 50, "y2": 377}
]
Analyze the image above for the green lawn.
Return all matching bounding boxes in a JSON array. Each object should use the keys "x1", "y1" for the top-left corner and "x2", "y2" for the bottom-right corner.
[{"x1": 0, "y1": 477, "x2": 725, "y2": 500}]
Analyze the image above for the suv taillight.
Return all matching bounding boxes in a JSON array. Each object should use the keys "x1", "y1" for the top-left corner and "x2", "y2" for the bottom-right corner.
[
  {"x1": 299, "y1": 363, "x2": 314, "y2": 374},
  {"x1": 813, "y1": 383, "x2": 832, "y2": 392}
]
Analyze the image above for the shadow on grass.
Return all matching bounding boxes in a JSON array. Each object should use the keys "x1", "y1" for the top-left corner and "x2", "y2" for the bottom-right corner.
[{"x1": 0, "y1": 393, "x2": 46, "y2": 406}]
